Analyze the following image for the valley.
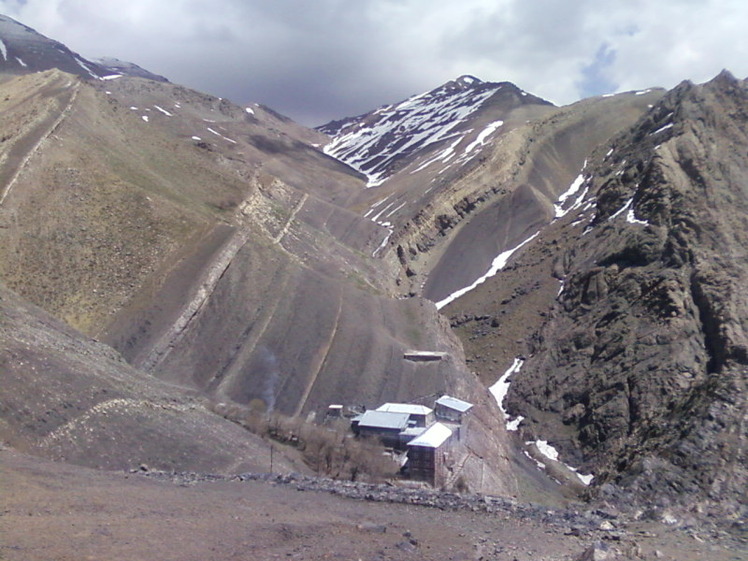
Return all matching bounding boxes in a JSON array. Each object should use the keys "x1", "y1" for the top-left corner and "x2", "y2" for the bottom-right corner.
[{"x1": 1, "y1": 13, "x2": 746, "y2": 560}]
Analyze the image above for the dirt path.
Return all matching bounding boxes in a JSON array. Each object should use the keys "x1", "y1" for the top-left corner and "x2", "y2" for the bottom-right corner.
[{"x1": 0, "y1": 77, "x2": 80, "y2": 205}]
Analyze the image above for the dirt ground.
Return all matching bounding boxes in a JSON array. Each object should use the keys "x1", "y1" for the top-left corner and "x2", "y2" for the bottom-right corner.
[{"x1": 1, "y1": 449, "x2": 744, "y2": 561}]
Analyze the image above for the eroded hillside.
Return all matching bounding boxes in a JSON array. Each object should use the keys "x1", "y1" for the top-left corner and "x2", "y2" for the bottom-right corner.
[{"x1": 0, "y1": 69, "x2": 519, "y2": 494}]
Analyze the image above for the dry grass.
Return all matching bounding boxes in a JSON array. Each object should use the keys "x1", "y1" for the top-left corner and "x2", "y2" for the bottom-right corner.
[{"x1": 212, "y1": 402, "x2": 398, "y2": 481}]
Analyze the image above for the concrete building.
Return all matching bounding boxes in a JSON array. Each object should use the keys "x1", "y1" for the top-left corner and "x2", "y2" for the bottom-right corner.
[
  {"x1": 352, "y1": 410, "x2": 410, "y2": 448},
  {"x1": 406, "y1": 422, "x2": 453, "y2": 486}
]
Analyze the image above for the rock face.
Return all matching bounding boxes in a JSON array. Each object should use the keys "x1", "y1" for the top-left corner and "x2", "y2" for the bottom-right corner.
[{"x1": 504, "y1": 72, "x2": 748, "y2": 516}]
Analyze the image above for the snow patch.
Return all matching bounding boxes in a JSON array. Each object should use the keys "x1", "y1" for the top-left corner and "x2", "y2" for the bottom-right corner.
[
  {"x1": 207, "y1": 127, "x2": 237, "y2": 144},
  {"x1": 506, "y1": 416, "x2": 524, "y2": 431},
  {"x1": 0, "y1": 39, "x2": 7, "y2": 61},
  {"x1": 554, "y1": 173, "x2": 586, "y2": 218},
  {"x1": 524, "y1": 451, "x2": 546, "y2": 471},
  {"x1": 608, "y1": 198, "x2": 632, "y2": 221},
  {"x1": 577, "y1": 473, "x2": 594, "y2": 485},
  {"x1": 153, "y1": 105, "x2": 173, "y2": 116},
  {"x1": 385, "y1": 201, "x2": 407, "y2": 218},
  {"x1": 532, "y1": 440, "x2": 559, "y2": 461},
  {"x1": 435, "y1": 231, "x2": 539, "y2": 309},
  {"x1": 100, "y1": 74, "x2": 122, "y2": 80},
  {"x1": 141, "y1": 115, "x2": 149, "y2": 122},
  {"x1": 372, "y1": 227, "x2": 393, "y2": 257},
  {"x1": 650, "y1": 122, "x2": 673, "y2": 135},
  {"x1": 191, "y1": 136, "x2": 202, "y2": 141},
  {"x1": 489, "y1": 358, "x2": 524, "y2": 431},
  {"x1": 626, "y1": 205, "x2": 649, "y2": 225},
  {"x1": 245, "y1": 107, "x2": 255, "y2": 115},
  {"x1": 527, "y1": 440, "x2": 594, "y2": 486},
  {"x1": 463, "y1": 120, "x2": 503, "y2": 154},
  {"x1": 15, "y1": 57, "x2": 27, "y2": 67}
]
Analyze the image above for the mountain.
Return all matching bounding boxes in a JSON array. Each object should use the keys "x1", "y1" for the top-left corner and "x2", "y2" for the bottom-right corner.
[
  {"x1": 2, "y1": 13, "x2": 746, "y2": 542},
  {"x1": 0, "y1": 14, "x2": 111, "y2": 78},
  {"x1": 505, "y1": 71, "x2": 748, "y2": 515},
  {"x1": 320, "y1": 71, "x2": 747, "y2": 519},
  {"x1": 0, "y1": 57, "x2": 517, "y2": 494},
  {"x1": 318, "y1": 75, "x2": 552, "y2": 187},
  {"x1": 0, "y1": 14, "x2": 165, "y2": 82}
]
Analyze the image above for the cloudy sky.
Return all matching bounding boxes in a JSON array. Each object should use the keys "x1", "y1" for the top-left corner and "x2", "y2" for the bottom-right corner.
[{"x1": 2, "y1": 0, "x2": 747, "y2": 125}]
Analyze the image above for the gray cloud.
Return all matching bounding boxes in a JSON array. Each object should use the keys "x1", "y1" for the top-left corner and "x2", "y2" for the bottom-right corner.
[{"x1": 2, "y1": 0, "x2": 747, "y2": 125}]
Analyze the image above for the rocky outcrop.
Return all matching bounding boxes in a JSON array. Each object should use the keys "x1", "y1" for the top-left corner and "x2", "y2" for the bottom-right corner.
[{"x1": 506, "y1": 72, "x2": 748, "y2": 517}]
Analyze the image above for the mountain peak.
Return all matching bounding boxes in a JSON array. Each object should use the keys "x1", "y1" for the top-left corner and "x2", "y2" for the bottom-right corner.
[{"x1": 455, "y1": 75, "x2": 482, "y2": 86}]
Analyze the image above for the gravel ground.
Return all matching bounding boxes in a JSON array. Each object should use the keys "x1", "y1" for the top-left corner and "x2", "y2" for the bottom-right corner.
[{"x1": 1, "y1": 449, "x2": 744, "y2": 561}]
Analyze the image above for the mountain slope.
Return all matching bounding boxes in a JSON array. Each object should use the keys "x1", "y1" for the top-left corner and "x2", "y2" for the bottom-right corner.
[
  {"x1": 513, "y1": 71, "x2": 748, "y2": 513},
  {"x1": 0, "y1": 282, "x2": 302, "y2": 473},
  {"x1": 0, "y1": 14, "x2": 110, "y2": 78},
  {"x1": 0, "y1": 67, "x2": 517, "y2": 494},
  {"x1": 442, "y1": 72, "x2": 748, "y2": 516}
]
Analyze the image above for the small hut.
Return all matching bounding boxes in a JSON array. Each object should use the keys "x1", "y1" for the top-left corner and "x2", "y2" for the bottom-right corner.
[{"x1": 434, "y1": 395, "x2": 473, "y2": 423}]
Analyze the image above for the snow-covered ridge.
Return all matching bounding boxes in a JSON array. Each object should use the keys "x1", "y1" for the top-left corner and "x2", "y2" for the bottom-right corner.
[{"x1": 321, "y1": 78, "x2": 507, "y2": 187}]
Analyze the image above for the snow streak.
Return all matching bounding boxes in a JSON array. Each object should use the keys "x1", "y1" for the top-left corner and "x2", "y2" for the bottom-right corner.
[
  {"x1": 435, "y1": 231, "x2": 539, "y2": 310},
  {"x1": 526, "y1": 439, "x2": 594, "y2": 486},
  {"x1": 323, "y1": 82, "x2": 502, "y2": 187},
  {"x1": 489, "y1": 358, "x2": 525, "y2": 431}
]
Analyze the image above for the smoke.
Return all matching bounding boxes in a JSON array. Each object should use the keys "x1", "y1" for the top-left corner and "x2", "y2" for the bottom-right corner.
[{"x1": 257, "y1": 346, "x2": 280, "y2": 413}]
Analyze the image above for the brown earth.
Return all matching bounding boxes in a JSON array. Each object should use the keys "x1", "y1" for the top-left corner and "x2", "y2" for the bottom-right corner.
[{"x1": 2, "y1": 449, "x2": 744, "y2": 561}]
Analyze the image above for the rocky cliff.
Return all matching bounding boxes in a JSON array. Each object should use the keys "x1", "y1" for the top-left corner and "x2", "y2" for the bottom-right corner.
[{"x1": 499, "y1": 72, "x2": 748, "y2": 517}]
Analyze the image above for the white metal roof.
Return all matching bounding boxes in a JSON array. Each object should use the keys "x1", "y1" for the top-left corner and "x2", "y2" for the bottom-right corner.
[
  {"x1": 435, "y1": 395, "x2": 474, "y2": 413},
  {"x1": 376, "y1": 403, "x2": 433, "y2": 416},
  {"x1": 407, "y1": 422, "x2": 453, "y2": 448},
  {"x1": 399, "y1": 426, "x2": 427, "y2": 438},
  {"x1": 358, "y1": 410, "x2": 410, "y2": 430}
]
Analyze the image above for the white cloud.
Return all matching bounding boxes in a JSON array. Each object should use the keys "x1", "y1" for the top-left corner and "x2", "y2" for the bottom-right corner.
[{"x1": 1, "y1": 0, "x2": 747, "y2": 124}]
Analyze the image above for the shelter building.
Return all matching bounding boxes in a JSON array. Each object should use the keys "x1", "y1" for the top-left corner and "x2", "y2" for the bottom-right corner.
[
  {"x1": 376, "y1": 403, "x2": 434, "y2": 427},
  {"x1": 352, "y1": 410, "x2": 410, "y2": 448},
  {"x1": 406, "y1": 422, "x2": 453, "y2": 486},
  {"x1": 435, "y1": 395, "x2": 473, "y2": 423}
]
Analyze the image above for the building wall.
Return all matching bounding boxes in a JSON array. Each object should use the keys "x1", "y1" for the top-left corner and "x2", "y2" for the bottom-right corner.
[
  {"x1": 358, "y1": 426, "x2": 402, "y2": 448},
  {"x1": 408, "y1": 445, "x2": 448, "y2": 486}
]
